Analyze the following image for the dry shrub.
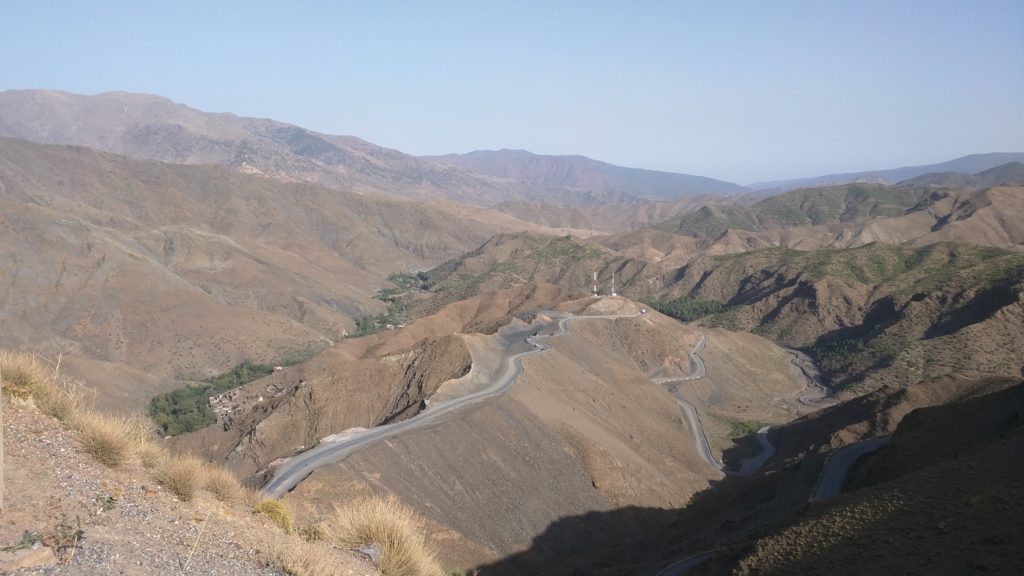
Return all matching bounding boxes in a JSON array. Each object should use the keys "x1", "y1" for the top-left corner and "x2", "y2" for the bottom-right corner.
[
  {"x1": 203, "y1": 466, "x2": 245, "y2": 504},
  {"x1": 326, "y1": 496, "x2": 443, "y2": 576},
  {"x1": 298, "y1": 521, "x2": 328, "y2": 542},
  {"x1": 73, "y1": 412, "x2": 147, "y2": 468},
  {"x1": 0, "y1": 351, "x2": 47, "y2": 399},
  {"x1": 254, "y1": 499, "x2": 294, "y2": 534},
  {"x1": 272, "y1": 535, "x2": 352, "y2": 576},
  {"x1": 0, "y1": 351, "x2": 87, "y2": 420},
  {"x1": 157, "y1": 454, "x2": 207, "y2": 501},
  {"x1": 136, "y1": 440, "x2": 167, "y2": 470}
]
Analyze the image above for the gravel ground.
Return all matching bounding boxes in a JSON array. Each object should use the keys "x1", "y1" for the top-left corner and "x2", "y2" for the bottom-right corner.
[{"x1": 0, "y1": 397, "x2": 377, "y2": 575}]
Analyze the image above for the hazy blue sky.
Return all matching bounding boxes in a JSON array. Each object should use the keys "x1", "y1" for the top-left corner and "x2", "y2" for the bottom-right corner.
[{"x1": 2, "y1": 1, "x2": 1022, "y2": 183}]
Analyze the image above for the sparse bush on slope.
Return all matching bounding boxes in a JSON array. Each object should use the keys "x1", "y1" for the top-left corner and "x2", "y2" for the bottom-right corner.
[
  {"x1": 254, "y1": 498, "x2": 295, "y2": 533},
  {"x1": 0, "y1": 351, "x2": 86, "y2": 420},
  {"x1": 273, "y1": 534, "x2": 368, "y2": 576},
  {"x1": 156, "y1": 454, "x2": 207, "y2": 502},
  {"x1": 326, "y1": 496, "x2": 443, "y2": 576},
  {"x1": 73, "y1": 411, "x2": 148, "y2": 468},
  {"x1": 0, "y1": 350, "x2": 268, "y2": 506}
]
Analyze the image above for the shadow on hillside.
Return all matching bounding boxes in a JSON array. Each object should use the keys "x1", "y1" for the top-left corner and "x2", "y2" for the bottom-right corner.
[
  {"x1": 471, "y1": 505, "x2": 684, "y2": 576},
  {"x1": 473, "y1": 428, "x2": 820, "y2": 576}
]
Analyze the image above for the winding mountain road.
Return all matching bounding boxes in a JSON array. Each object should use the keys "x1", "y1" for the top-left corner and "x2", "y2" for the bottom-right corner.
[
  {"x1": 262, "y1": 311, "x2": 637, "y2": 497},
  {"x1": 652, "y1": 334, "x2": 776, "y2": 477},
  {"x1": 813, "y1": 436, "x2": 890, "y2": 500}
]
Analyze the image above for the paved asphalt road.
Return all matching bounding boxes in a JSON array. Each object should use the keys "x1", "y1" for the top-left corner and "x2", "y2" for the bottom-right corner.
[
  {"x1": 652, "y1": 333, "x2": 774, "y2": 477},
  {"x1": 263, "y1": 311, "x2": 637, "y2": 496},
  {"x1": 813, "y1": 435, "x2": 890, "y2": 500}
]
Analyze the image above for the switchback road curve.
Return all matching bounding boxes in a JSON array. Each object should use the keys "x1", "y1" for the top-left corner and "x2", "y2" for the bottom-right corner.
[{"x1": 263, "y1": 311, "x2": 638, "y2": 497}]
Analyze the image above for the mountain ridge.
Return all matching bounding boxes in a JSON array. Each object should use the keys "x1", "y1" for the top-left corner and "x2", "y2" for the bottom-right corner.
[
  {"x1": 750, "y1": 152, "x2": 1024, "y2": 192},
  {"x1": 425, "y1": 148, "x2": 748, "y2": 199}
]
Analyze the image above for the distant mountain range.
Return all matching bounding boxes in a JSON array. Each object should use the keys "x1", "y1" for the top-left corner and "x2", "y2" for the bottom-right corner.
[
  {"x1": 3, "y1": 89, "x2": 1020, "y2": 217},
  {"x1": 424, "y1": 149, "x2": 748, "y2": 199},
  {"x1": 0, "y1": 89, "x2": 747, "y2": 207},
  {"x1": 900, "y1": 161, "x2": 1024, "y2": 188},
  {"x1": 0, "y1": 89, "x2": 535, "y2": 206},
  {"x1": 750, "y1": 153, "x2": 1024, "y2": 192}
]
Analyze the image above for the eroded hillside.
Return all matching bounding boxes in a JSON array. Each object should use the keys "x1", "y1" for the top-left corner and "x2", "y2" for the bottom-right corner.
[{"x1": 0, "y1": 138, "x2": 571, "y2": 410}]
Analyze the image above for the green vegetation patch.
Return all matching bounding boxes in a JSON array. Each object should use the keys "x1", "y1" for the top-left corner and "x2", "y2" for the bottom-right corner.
[
  {"x1": 647, "y1": 296, "x2": 729, "y2": 322},
  {"x1": 149, "y1": 360, "x2": 275, "y2": 436},
  {"x1": 150, "y1": 341, "x2": 327, "y2": 436},
  {"x1": 347, "y1": 271, "x2": 429, "y2": 338},
  {"x1": 727, "y1": 418, "x2": 768, "y2": 440},
  {"x1": 528, "y1": 235, "x2": 605, "y2": 262}
]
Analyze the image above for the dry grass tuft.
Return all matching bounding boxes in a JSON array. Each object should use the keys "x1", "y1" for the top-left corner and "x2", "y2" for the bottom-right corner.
[
  {"x1": 203, "y1": 465, "x2": 246, "y2": 504},
  {"x1": 0, "y1": 351, "x2": 86, "y2": 420},
  {"x1": 136, "y1": 440, "x2": 167, "y2": 470},
  {"x1": 326, "y1": 496, "x2": 443, "y2": 576},
  {"x1": 298, "y1": 521, "x2": 328, "y2": 542},
  {"x1": 157, "y1": 454, "x2": 207, "y2": 501},
  {"x1": 73, "y1": 412, "x2": 148, "y2": 468},
  {"x1": 254, "y1": 499, "x2": 294, "y2": 534},
  {"x1": 0, "y1": 351, "x2": 47, "y2": 399},
  {"x1": 272, "y1": 535, "x2": 358, "y2": 576}
]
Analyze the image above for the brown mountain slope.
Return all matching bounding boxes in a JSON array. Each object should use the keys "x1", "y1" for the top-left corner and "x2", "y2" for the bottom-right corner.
[
  {"x1": 652, "y1": 242, "x2": 1024, "y2": 392},
  {"x1": 0, "y1": 137, "x2": 559, "y2": 410},
  {"x1": 268, "y1": 295, "x2": 807, "y2": 572},
  {"x1": 646, "y1": 182, "x2": 1024, "y2": 253},
  {"x1": 509, "y1": 374, "x2": 1019, "y2": 576},
  {"x1": 169, "y1": 282, "x2": 579, "y2": 478},
  {"x1": 493, "y1": 194, "x2": 724, "y2": 234},
  {"x1": 421, "y1": 234, "x2": 1024, "y2": 394},
  {"x1": 733, "y1": 381, "x2": 1024, "y2": 576}
]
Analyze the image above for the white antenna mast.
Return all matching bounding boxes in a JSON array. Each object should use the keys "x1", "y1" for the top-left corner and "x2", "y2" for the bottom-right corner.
[
  {"x1": 592, "y1": 271, "x2": 598, "y2": 297},
  {"x1": 611, "y1": 272, "x2": 617, "y2": 297}
]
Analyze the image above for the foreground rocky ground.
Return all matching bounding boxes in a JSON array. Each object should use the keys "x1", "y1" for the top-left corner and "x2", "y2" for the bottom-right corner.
[{"x1": 0, "y1": 395, "x2": 378, "y2": 575}]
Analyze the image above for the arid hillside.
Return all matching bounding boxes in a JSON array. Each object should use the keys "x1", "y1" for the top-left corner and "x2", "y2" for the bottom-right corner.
[
  {"x1": 649, "y1": 181, "x2": 1024, "y2": 252},
  {"x1": 492, "y1": 194, "x2": 726, "y2": 234},
  {"x1": 732, "y1": 380, "x2": 1024, "y2": 576},
  {"x1": 0, "y1": 138, "x2": 568, "y2": 410},
  {"x1": 424, "y1": 232, "x2": 1024, "y2": 395},
  {"x1": 271, "y1": 295, "x2": 808, "y2": 573},
  {"x1": 0, "y1": 352, "x2": 390, "y2": 576},
  {"x1": 660, "y1": 242, "x2": 1024, "y2": 392},
  {"x1": 491, "y1": 374, "x2": 1020, "y2": 575}
]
